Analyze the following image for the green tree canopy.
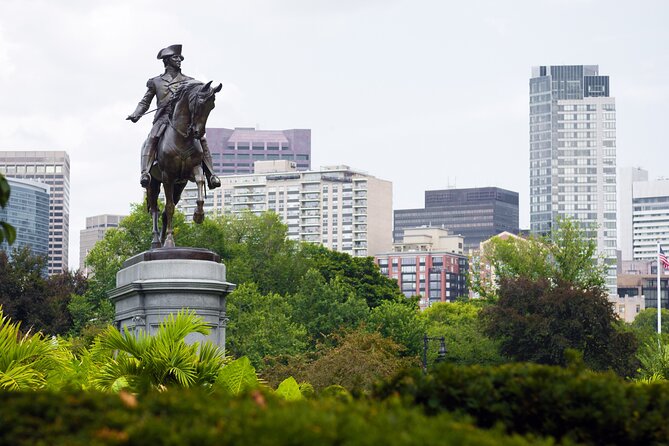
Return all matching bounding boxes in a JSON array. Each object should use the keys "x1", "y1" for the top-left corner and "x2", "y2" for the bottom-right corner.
[
  {"x1": 368, "y1": 299, "x2": 426, "y2": 356},
  {"x1": 289, "y1": 269, "x2": 369, "y2": 345},
  {"x1": 422, "y1": 301, "x2": 505, "y2": 366},
  {"x1": 481, "y1": 277, "x2": 638, "y2": 376},
  {"x1": 473, "y1": 217, "x2": 606, "y2": 299},
  {"x1": 226, "y1": 283, "x2": 307, "y2": 367},
  {"x1": 0, "y1": 247, "x2": 87, "y2": 335}
]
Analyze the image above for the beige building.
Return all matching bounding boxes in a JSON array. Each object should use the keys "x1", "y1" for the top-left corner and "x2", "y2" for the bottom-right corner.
[
  {"x1": 79, "y1": 214, "x2": 126, "y2": 275},
  {"x1": 176, "y1": 161, "x2": 392, "y2": 257},
  {"x1": 393, "y1": 226, "x2": 463, "y2": 254}
]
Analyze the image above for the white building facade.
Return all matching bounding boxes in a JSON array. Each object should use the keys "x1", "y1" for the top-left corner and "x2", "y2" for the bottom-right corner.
[
  {"x1": 632, "y1": 179, "x2": 669, "y2": 260},
  {"x1": 529, "y1": 65, "x2": 617, "y2": 293},
  {"x1": 176, "y1": 161, "x2": 392, "y2": 257},
  {"x1": 79, "y1": 214, "x2": 127, "y2": 275}
]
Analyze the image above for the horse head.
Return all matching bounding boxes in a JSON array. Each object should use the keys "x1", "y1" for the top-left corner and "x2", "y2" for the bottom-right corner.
[{"x1": 189, "y1": 81, "x2": 222, "y2": 139}]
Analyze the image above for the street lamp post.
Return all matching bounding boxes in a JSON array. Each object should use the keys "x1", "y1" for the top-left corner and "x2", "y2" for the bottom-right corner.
[{"x1": 422, "y1": 334, "x2": 447, "y2": 374}]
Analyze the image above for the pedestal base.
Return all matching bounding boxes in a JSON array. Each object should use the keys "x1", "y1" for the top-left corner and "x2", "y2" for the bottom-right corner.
[{"x1": 108, "y1": 248, "x2": 235, "y2": 349}]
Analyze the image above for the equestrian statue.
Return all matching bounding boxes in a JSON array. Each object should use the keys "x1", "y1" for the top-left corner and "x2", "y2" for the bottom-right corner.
[{"x1": 127, "y1": 44, "x2": 222, "y2": 248}]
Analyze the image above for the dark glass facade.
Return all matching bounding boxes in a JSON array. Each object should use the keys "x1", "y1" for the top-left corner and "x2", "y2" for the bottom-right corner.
[{"x1": 393, "y1": 187, "x2": 519, "y2": 252}]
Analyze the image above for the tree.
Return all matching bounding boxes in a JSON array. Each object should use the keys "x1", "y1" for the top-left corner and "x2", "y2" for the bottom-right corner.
[
  {"x1": 631, "y1": 308, "x2": 669, "y2": 340},
  {"x1": 289, "y1": 269, "x2": 369, "y2": 345},
  {"x1": 226, "y1": 283, "x2": 307, "y2": 367},
  {"x1": 301, "y1": 243, "x2": 404, "y2": 308},
  {"x1": 0, "y1": 247, "x2": 87, "y2": 335},
  {"x1": 222, "y1": 212, "x2": 308, "y2": 296},
  {"x1": 368, "y1": 299, "x2": 426, "y2": 356},
  {"x1": 422, "y1": 301, "x2": 505, "y2": 366},
  {"x1": 0, "y1": 173, "x2": 15, "y2": 245},
  {"x1": 473, "y1": 217, "x2": 606, "y2": 298},
  {"x1": 481, "y1": 277, "x2": 638, "y2": 376}
]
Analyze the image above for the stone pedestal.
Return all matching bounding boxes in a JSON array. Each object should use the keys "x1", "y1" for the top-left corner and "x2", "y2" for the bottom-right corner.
[{"x1": 108, "y1": 248, "x2": 235, "y2": 349}]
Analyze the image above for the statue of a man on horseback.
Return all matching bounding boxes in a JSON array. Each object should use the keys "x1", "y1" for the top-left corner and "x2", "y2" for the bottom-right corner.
[
  {"x1": 126, "y1": 44, "x2": 222, "y2": 248},
  {"x1": 127, "y1": 44, "x2": 220, "y2": 190}
]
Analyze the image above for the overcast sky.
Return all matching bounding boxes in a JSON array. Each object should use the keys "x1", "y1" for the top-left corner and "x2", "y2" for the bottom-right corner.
[{"x1": 1, "y1": 0, "x2": 668, "y2": 270}]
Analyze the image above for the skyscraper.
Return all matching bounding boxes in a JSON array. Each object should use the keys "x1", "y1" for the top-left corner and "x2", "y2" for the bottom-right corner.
[
  {"x1": 529, "y1": 65, "x2": 617, "y2": 293},
  {"x1": 0, "y1": 151, "x2": 70, "y2": 275},
  {"x1": 0, "y1": 177, "x2": 50, "y2": 267}
]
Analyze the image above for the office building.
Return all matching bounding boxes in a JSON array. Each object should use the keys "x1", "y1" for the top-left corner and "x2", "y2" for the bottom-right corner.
[
  {"x1": 618, "y1": 167, "x2": 649, "y2": 261},
  {"x1": 206, "y1": 127, "x2": 311, "y2": 175},
  {"x1": 393, "y1": 187, "x2": 519, "y2": 252},
  {"x1": 376, "y1": 227, "x2": 469, "y2": 309},
  {"x1": 529, "y1": 65, "x2": 617, "y2": 293},
  {"x1": 79, "y1": 214, "x2": 126, "y2": 274},
  {"x1": 0, "y1": 177, "x2": 49, "y2": 265},
  {"x1": 177, "y1": 161, "x2": 392, "y2": 257},
  {"x1": 631, "y1": 179, "x2": 669, "y2": 260},
  {"x1": 0, "y1": 151, "x2": 70, "y2": 275}
]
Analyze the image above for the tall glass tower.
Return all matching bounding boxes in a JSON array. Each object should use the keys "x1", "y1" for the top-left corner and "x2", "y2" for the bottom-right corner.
[{"x1": 529, "y1": 65, "x2": 617, "y2": 293}]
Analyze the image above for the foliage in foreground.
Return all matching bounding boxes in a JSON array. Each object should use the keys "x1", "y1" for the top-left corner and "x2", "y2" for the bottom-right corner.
[
  {"x1": 376, "y1": 361, "x2": 669, "y2": 446},
  {"x1": 0, "y1": 388, "x2": 555, "y2": 446}
]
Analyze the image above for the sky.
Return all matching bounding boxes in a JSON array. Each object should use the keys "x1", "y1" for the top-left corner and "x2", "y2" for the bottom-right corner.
[{"x1": 1, "y1": 0, "x2": 668, "y2": 270}]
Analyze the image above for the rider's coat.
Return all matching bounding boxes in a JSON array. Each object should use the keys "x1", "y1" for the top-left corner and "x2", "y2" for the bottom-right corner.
[{"x1": 131, "y1": 71, "x2": 194, "y2": 137}]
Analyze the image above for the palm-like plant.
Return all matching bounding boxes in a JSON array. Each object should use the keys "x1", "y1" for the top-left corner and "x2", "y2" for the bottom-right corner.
[
  {"x1": 637, "y1": 340, "x2": 669, "y2": 380},
  {"x1": 92, "y1": 309, "x2": 228, "y2": 393},
  {"x1": 0, "y1": 308, "x2": 70, "y2": 390}
]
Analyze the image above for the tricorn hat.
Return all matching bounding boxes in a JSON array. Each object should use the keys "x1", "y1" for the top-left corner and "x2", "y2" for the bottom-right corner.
[{"x1": 157, "y1": 44, "x2": 184, "y2": 60}]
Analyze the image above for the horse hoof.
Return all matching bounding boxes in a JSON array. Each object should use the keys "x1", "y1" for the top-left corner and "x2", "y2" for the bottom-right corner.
[
  {"x1": 193, "y1": 211, "x2": 204, "y2": 224},
  {"x1": 151, "y1": 241, "x2": 161, "y2": 249}
]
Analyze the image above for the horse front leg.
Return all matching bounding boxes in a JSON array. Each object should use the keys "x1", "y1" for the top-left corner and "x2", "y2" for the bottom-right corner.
[
  {"x1": 148, "y1": 179, "x2": 161, "y2": 249},
  {"x1": 162, "y1": 180, "x2": 176, "y2": 248},
  {"x1": 193, "y1": 165, "x2": 206, "y2": 224}
]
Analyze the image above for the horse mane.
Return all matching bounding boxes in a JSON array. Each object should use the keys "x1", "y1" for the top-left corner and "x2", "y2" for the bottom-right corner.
[{"x1": 172, "y1": 81, "x2": 204, "y2": 106}]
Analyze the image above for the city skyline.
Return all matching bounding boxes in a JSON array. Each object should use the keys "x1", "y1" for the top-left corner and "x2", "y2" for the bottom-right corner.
[{"x1": 0, "y1": 1, "x2": 667, "y2": 269}]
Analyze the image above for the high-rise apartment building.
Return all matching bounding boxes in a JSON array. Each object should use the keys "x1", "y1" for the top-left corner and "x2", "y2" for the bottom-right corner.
[
  {"x1": 393, "y1": 187, "x2": 519, "y2": 252},
  {"x1": 176, "y1": 161, "x2": 392, "y2": 257},
  {"x1": 206, "y1": 127, "x2": 311, "y2": 175},
  {"x1": 0, "y1": 151, "x2": 70, "y2": 275},
  {"x1": 529, "y1": 65, "x2": 617, "y2": 293},
  {"x1": 0, "y1": 177, "x2": 50, "y2": 266},
  {"x1": 79, "y1": 214, "x2": 127, "y2": 275}
]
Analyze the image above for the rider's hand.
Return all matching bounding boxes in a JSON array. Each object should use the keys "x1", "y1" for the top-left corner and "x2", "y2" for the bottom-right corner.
[{"x1": 126, "y1": 115, "x2": 140, "y2": 123}]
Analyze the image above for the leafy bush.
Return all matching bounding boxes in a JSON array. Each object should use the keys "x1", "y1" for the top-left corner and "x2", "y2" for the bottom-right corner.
[
  {"x1": 0, "y1": 389, "x2": 556, "y2": 445},
  {"x1": 375, "y1": 362, "x2": 669, "y2": 445}
]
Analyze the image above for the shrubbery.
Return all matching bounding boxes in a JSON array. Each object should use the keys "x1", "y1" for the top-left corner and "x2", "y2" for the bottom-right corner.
[
  {"x1": 375, "y1": 361, "x2": 669, "y2": 445},
  {"x1": 0, "y1": 389, "x2": 554, "y2": 446}
]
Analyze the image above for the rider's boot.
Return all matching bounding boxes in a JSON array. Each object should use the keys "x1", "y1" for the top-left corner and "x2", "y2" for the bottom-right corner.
[
  {"x1": 140, "y1": 137, "x2": 158, "y2": 187},
  {"x1": 200, "y1": 137, "x2": 221, "y2": 189}
]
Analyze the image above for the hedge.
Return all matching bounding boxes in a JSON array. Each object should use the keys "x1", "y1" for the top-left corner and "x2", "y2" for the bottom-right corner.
[
  {"x1": 375, "y1": 362, "x2": 669, "y2": 445},
  {"x1": 0, "y1": 389, "x2": 555, "y2": 446}
]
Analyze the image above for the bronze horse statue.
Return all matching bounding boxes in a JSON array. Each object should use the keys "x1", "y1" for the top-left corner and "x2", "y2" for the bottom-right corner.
[{"x1": 146, "y1": 80, "x2": 222, "y2": 249}]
